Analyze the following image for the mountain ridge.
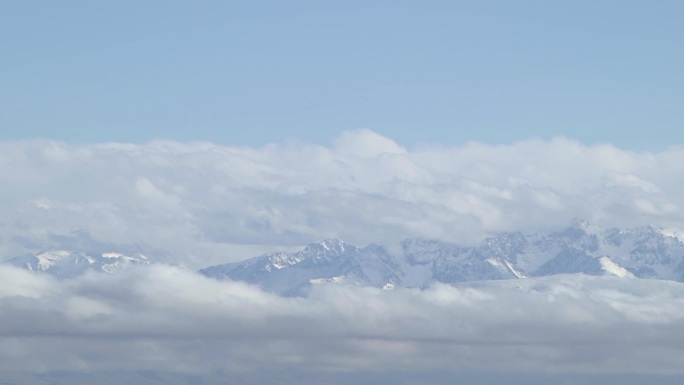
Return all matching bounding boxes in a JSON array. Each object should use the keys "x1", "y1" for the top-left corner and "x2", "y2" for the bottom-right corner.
[
  {"x1": 200, "y1": 222, "x2": 684, "y2": 294},
  {"x1": 5, "y1": 222, "x2": 684, "y2": 295}
]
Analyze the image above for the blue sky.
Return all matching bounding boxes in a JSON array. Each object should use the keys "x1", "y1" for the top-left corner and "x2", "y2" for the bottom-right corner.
[{"x1": 2, "y1": 0, "x2": 683, "y2": 149}]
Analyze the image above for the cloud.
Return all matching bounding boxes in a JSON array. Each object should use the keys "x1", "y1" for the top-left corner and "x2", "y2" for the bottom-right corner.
[
  {"x1": 1, "y1": 132, "x2": 684, "y2": 265},
  {"x1": 1, "y1": 264, "x2": 684, "y2": 380}
]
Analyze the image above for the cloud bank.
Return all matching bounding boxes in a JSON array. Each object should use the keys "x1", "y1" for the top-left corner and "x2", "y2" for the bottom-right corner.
[
  {"x1": 1, "y1": 265, "x2": 684, "y2": 381},
  {"x1": 1, "y1": 130, "x2": 684, "y2": 265}
]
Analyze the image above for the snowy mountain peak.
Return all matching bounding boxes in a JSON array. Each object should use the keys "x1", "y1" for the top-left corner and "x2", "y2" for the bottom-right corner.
[
  {"x1": 4, "y1": 250, "x2": 150, "y2": 278},
  {"x1": 31, "y1": 250, "x2": 72, "y2": 271},
  {"x1": 318, "y1": 238, "x2": 347, "y2": 251},
  {"x1": 302, "y1": 239, "x2": 351, "y2": 254},
  {"x1": 298, "y1": 239, "x2": 358, "y2": 264}
]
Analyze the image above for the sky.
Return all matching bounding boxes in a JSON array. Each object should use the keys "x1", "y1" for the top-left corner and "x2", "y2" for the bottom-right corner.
[
  {"x1": 2, "y1": 0, "x2": 683, "y2": 149},
  {"x1": 4, "y1": 2, "x2": 684, "y2": 384}
]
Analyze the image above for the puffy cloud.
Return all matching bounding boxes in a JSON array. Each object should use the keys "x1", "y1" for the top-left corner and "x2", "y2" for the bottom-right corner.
[
  {"x1": 1, "y1": 265, "x2": 684, "y2": 382},
  {"x1": 1, "y1": 131, "x2": 684, "y2": 266},
  {"x1": 333, "y1": 128, "x2": 408, "y2": 157}
]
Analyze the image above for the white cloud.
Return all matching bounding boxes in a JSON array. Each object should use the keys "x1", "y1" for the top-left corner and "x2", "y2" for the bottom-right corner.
[
  {"x1": 1, "y1": 131, "x2": 684, "y2": 266},
  {"x1": 1, "y1": 265, "x2": 684, "y2": 378},
  {"x1": 333, "y1": 128, "x2": 408, "y2": 157}
]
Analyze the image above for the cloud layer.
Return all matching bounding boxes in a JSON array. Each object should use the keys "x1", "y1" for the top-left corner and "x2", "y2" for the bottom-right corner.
[
  {"x1": 2, "y1": 264, "x2": 684, "y2": 379},
  {"x1": 2, "y1": 130, "x2": 684, "y2": 265}
]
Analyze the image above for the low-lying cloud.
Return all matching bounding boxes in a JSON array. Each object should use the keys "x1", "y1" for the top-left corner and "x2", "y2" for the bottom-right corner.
[
  {"x1": 1, "y1": 130, "x2": 684, "y2": 265},
  {"x1": 1, "y1": 264, "x2": 684, "y2": 378}
]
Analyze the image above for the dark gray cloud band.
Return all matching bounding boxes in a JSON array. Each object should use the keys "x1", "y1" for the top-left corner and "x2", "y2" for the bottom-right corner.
[{"x1": 2, "y1": 265, "x2": 684, "y2": 376}]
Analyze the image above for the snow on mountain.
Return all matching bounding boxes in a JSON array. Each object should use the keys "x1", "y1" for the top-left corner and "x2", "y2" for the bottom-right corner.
[
  {"x1": 199, "y1": 239, "x2": 404, "y2": 295},
  {"x1": 4, "y1": 250, "x2": 150, "y2": 278},
  {"x1": 200, "y1": 222, "x2": 684, "y2": 294}
]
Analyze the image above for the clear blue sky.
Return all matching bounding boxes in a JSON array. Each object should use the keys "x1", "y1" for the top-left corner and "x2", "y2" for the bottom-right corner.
[{"x1": 2, "y1": 0, "x2": 683, "y2": 150}]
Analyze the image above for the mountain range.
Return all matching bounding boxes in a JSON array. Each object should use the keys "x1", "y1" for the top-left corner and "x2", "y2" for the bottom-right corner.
[
  {"x1": 200, "y1": 221, "x2": 684, "y2": 294},
  {"x1": 5, "y1": 222, "x2": 684, "y2": 295}
]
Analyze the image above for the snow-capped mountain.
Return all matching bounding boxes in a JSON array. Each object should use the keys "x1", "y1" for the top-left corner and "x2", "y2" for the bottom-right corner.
[
  {"x1": 4, "y1": 250, "x2": 150, "y2": 278},
  {"x1": 6, "y1": 222, "x2": 684, "y2": 292},
  {"x1": 200, "y1": 222, "x2": 684, "y2": 294},
  {"x1": 199, "y1": 239, "x2": 404, "y2": 295}
]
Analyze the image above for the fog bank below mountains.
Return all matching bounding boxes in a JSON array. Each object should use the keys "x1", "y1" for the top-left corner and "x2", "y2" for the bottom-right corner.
[{"x1": 2, "y1": 265, "x2": 684, "y2": 378}]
